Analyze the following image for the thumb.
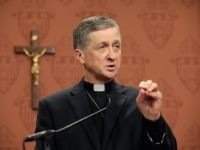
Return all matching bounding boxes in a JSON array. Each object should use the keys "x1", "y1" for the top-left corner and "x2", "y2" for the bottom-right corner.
[{"x1": 136, "y1": 88, "x2": 146, "y2": 103}]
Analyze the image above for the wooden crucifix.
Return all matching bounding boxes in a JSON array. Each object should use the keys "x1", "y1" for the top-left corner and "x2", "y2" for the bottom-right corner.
[{"x1": 15, "y1": 30, "x2": 55, "y2": 110}]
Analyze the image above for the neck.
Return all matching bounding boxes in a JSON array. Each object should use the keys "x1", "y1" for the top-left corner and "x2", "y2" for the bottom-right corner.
[{"x1": 83, "y1": 74, "x2": 113, "y2": 84}]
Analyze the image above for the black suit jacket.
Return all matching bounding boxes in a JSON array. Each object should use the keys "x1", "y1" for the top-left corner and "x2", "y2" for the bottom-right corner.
[{"x1": 35, "y1": 79, "x2": 177, "y2": 150}]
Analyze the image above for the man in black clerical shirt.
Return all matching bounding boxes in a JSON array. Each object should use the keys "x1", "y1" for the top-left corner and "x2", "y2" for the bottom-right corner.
[{"x1": 35, "y1": 16, "x2": 177, "y2": 150}]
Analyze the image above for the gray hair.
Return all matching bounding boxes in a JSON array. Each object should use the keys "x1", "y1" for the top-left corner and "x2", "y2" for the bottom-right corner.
[{"x1": 73, "y1": 16, "x2": 120, "y2": 50}]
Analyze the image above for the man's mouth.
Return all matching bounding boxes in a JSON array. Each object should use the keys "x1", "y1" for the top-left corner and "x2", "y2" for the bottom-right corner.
[{"x1": 106, "y1": 64, "x2": 116, "y2": 71}]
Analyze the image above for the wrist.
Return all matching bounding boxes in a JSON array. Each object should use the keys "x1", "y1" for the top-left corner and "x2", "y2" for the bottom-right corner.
[{"x1": 143, "y1": 111, "x2": 161, "y2": 121}]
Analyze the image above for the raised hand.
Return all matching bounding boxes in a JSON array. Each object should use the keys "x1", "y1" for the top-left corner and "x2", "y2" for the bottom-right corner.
[{"x1": 136, "y1": 80, "x2": 162, "y2": 121}]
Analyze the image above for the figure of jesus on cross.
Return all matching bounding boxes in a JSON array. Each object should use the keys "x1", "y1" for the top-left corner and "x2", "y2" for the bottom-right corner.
[
  {"x1": 15, "y1": 31, "x2": 55, "y2": 109},
  {"x1": 23, "y1": 47, "x2": 47, "y2": 86}
]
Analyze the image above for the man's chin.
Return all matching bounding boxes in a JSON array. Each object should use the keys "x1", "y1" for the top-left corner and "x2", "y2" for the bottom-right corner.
[{"x1": 103, "y1": 73, "x2": 117, "y2": 80}]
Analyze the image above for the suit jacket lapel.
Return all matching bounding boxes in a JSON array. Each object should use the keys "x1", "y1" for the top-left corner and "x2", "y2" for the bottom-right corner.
[
  {"x1": 102, "y1": 84, "x2": 127, "y2": 149},
  {"x1": 68, "y1": 81, "x2": 101, "y2": 150}
]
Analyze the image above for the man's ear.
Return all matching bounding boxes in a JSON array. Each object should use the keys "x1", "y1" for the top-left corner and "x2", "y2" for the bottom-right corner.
[{"x1": 74, "y1": 49, "x2": 85, "y2": 64}]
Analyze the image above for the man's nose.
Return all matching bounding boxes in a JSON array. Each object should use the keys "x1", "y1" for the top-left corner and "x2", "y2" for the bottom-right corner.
[{"x1": 106, "y1": 47, "x2": 117, "y2": 60}]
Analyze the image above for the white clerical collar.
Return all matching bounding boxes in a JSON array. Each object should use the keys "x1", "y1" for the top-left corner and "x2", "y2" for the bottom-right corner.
[
  {"x1": 83, "y1": 79, "x2": 114, "y2": 92},
  {"x1": 93, "y1": 84, "x2": 105, "y2": 92}
]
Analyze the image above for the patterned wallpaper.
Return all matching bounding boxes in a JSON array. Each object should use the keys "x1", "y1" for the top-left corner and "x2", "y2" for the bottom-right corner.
[{"x1": 0, "y1": 0, "x2": 199, "y2": 149}]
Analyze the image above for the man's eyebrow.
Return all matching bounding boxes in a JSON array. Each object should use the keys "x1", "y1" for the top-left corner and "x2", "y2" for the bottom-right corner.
[
  {"x1": 113, "y1": 40, "x2": 121, "y2": 44},
  {"x1": 96, "y1": 41, "x2": 108, "y2": 45}
]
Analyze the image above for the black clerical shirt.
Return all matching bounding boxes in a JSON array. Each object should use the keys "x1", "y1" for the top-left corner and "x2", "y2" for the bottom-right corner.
[{"x1": 83, "y1": 80, "x2": 114, "y2": 146}]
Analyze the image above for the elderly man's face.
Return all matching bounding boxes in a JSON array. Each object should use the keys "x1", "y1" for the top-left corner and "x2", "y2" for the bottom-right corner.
[{"x1": 76, "y1": 27, "x2": 121, "y2": 83}]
